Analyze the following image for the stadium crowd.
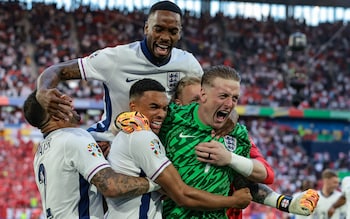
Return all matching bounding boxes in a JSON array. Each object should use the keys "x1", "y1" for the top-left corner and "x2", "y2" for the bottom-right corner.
[
  {"x1": 1, "y1": 2, "x2": 350, "y2": 109},
  {"x1": 1, "y1": 2, "x2": 350, "y2": 218}
]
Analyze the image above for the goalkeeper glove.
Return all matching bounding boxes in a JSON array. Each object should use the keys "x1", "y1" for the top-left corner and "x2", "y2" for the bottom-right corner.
[{"x1": 277, "y1": 189, "x2": 319, "y2": 215}]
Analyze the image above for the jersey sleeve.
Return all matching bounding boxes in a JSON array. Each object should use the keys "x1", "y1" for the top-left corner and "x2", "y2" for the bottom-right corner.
[
  {"x1": 64, "y1": 129, "x2": 110, "y2": 183},
  {"x1": 129, "y1": 130, "x2": 171, "y2": 181},
  {"x1": 342, "y1": 176, "x2": 350, "y2": 195},
  {"x1": 78, "y1": 47, "x2": 118, "y2": 82},
  {"x1": 187, "y1": 53, "x2": 203, "y2": 77},
  {"x1": 249, "y1": 137, "x2": 274, "y2": 184}
]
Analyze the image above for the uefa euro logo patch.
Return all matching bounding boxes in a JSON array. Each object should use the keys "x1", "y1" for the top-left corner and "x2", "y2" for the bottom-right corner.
[
  {"x1": 87, "y1": 143, "x2": 103, "y2": 157},
  {"x1": 150, "y1": 139, "x2": 163, "y2": 156}
]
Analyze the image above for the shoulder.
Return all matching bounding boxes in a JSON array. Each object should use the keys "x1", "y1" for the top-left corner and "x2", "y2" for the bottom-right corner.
[
  {"x1": 130, "y1": 130, "x2": 159, "y2": 141},
  {"x1": 113, "y1": 129, "x2": 158, "y2": 143},
  {"x1": 70, "y1": 127, "x2": 93, "y2": 136},
  {"x1": 172, "y1": 47, "x2": 196, "y2": 58},
  {"x1": 232, "y1": 123, "x2": 249, "y2": 136},
  {"x1": 87, "y1": 41, "x2": 140, "y2": 59},
  {"x1": 171, "y1": 48, "x2": 203, "y2": 75},
  {"x1": 167, "y1": 102, "x2": 197, "y2": 122}
]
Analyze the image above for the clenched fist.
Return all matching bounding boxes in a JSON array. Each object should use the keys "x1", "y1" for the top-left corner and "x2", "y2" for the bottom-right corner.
[
  {"x1": 231, "y1": 187, "x2": 252, "y2": 209},
  {"x1": 289, "y1": 189, "x2": 319, "y2": 215}
]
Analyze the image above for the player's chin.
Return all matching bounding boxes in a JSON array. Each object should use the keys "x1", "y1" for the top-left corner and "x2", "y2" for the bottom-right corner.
[
  {"x1": 151, "y1": 127, "x2": 160, "y2": 135},
  {"x1": 212, "y1": 121, "x2": 226, "y2": 130},
  {"x1": 153, "y1": 49, "x2": 170, "y2": 60}
]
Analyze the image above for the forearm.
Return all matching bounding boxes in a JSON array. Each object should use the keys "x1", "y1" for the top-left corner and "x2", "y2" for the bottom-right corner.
[
  {"x1": 229, "y1": 154, "x2": 267, "y2": 182},
  {"x1": 157, "y1": 165, "x2": 250, "y2": 210},
  {"x1": 249, "y1": 183, "x2": 280, "y2": 206},
  {"x1": 92, "y1": 168, "x2": 149, "y2": 198},
  {"x1": 331, "y1": 195, "x2": 346, "y2": 209},
  {"x1": 247, "y1": 159, "x2": 268, "y2": 182},
  {"x1": 169, "y1": 186, "x2": 245, "y2": 210},
  {"x1": 37, "y1": 59, "x2": 81, "y2": 89}
]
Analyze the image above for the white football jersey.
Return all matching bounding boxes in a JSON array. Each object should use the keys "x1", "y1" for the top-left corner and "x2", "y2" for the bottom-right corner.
[
  {"x1": 105, "y1": 130, "x2": 171, "y2": 219},
  {"x1": 33, "y1": 128, "x2": 110, "y2": 219},
  {"x1": 342, "y1": 176, "x2": 350, "y2": 218},
  {"x1": 78, "y1": 40, "x2": 203, "y2": 135},
  {"x1": 311, "y1": 190, "x2": 346, "y2": 219}
]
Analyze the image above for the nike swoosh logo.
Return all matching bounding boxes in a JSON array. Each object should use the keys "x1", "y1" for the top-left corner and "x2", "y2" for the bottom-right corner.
[
  {"x1": 179, "y1": 132, "x2": 196, "y2": 138},
  {"x1": 126, "y1": 78, "x2": 139, "y2": 83}
]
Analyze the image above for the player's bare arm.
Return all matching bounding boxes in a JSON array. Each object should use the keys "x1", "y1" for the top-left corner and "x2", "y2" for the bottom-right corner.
[
  {"x1": 234, "y1": 177, "x2": 319, "y2": 216},
  {"x1": 327, "y1": 195, "x2": 346, "y2": 217},
  {"x1": 154, "y1": 164, "x2": 252, "y2": 210},
  {"x1": 36, "y1": 59, "x2": 81, "y2": 120},
  {"x1": 91, "y1": 167, "x2": 149, "y2": 198}
]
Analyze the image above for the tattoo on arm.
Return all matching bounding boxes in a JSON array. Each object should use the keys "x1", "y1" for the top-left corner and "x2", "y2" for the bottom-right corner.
[
  {"x1": 249, "y1": 183, "x2": 273, "y2": 204},
  {"x1": 233, "y1": 175, "x2": 273, "y2": 204},
  {"x1": 39, "y1": 59, "x2": 81, "y2": 88},
  {"x1": 91, "y1": 167, "x2": 149, "y2": 197}
]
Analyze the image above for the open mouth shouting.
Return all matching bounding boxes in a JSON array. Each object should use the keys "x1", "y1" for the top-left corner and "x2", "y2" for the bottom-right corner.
[
  {"x1": 150, "y1": 120, "x2": 163, "y2": 134},
  {"x1": 154, "y1": 43, "x2": 170, "y2": 58},
  {"x1": 215, "y1": 110, "x2": 230, "y2": 123}
]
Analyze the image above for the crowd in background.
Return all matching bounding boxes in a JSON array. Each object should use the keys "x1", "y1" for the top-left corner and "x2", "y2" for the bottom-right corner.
[
  {"x1": 1, "y1": 2, "x2": 350, "y2": 109},
  {"x1": 1, "y1": 2, "x2": 350, "y2": 218}
]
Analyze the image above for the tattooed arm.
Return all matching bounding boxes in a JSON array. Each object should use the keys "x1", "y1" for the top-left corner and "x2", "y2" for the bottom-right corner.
[
  {"x1": 91, "y1": 167, "x2": 150, "y2": 198},
  {"x1": 36, "y1": 59, "x2": 81, "y2": 120}
]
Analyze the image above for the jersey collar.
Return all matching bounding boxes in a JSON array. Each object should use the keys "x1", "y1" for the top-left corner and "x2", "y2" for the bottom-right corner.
[
  {"x1": 193, "y1": 104, "x2": 212, "y2": 131},
  {"x1": 141, "y1": 38, "x2": 171, "y2": 67}
]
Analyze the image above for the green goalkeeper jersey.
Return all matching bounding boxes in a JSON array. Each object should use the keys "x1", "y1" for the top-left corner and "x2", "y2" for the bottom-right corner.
[{"x1": 159, "y1": 102, "x2": 251, "y2": 219}]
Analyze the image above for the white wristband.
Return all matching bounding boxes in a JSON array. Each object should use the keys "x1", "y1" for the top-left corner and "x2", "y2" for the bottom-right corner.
[
  {"x1": 146, "y1": 177, "x2": 161, "y2": 193},
  {"x1": 228, "y1": 153, "x2": 254, "y2": 177}
]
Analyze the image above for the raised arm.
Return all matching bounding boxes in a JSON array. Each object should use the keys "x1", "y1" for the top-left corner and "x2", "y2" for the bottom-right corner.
[
  {"x1": 91, "y1": 167, "x2": 151, "y2": 198},
  {"x1": 36, "y1": 59, "x2": 81, "y2": 120},
  {"x1": 155, "y1": 164, "x2": 252, "y2": 210}
]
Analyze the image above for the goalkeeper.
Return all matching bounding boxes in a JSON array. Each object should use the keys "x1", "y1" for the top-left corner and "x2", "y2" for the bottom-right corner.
[{"x1": 117, "y1": 66, "x2": 319, "y2": 218}]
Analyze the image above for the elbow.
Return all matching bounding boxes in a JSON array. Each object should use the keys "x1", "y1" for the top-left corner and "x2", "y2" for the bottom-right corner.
[
  {"x1": 100, "y1": 189, "x2": 120, "y2": 198},
  {"x1": 247, "y1": 171, "x2": 267, "y2": 183},
  {"x1": 262, "y1": 167, "x2": 275, "y2": 184}
]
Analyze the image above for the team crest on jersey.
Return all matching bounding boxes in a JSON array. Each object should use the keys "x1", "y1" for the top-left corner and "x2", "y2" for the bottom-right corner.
[
  {"x1": 150, "y1": 139, "x2": 163, "y2": 156},
  {"x1": 224, "y1": 135, "x2": 237, "y2": 152},
  {"x1": 87, "y1": 143, "x2": 103, "y2": 157},
  {"x1": 167, "y1": 72, "x2": 181, "y2": 90}
]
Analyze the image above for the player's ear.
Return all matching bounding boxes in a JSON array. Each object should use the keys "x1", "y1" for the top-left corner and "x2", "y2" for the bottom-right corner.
[
  {"x1": 129, "y1": 101, "x2": 136, "y2": 111},
  {"x1": 178, "y1": 26, "x2": 182, "y2": 40},
  {"x1": 144, "y1": 21, "x2": 148, "y2": 35},
  {"x1": 199, "y1": 88, "x2": 207, "y2": 102},
  {"x1": 174, "y1": 99, "x2": 181, "y2": 105}
]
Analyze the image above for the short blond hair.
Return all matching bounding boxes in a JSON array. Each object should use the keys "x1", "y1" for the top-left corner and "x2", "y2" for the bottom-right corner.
[
  {"x1": 172, "y1": 76, "x2": 201, "y2": 102},
  {"x1": 321, "y1": 169, "x2": 337, "y2": 179}
]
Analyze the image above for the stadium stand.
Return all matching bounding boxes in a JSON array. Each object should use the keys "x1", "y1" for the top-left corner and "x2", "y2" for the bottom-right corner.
[{"x1": 0, "y1": 1, "x2": 349, "y2": 218}]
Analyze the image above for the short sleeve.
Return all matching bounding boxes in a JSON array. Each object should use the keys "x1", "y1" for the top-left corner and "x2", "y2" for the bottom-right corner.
[
  {"x1": 64, "y1": 129, "x2": 110, "y2": 182},
  {"x1": 129, "y1": 130, "x2": 171, "y2": 181}
]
